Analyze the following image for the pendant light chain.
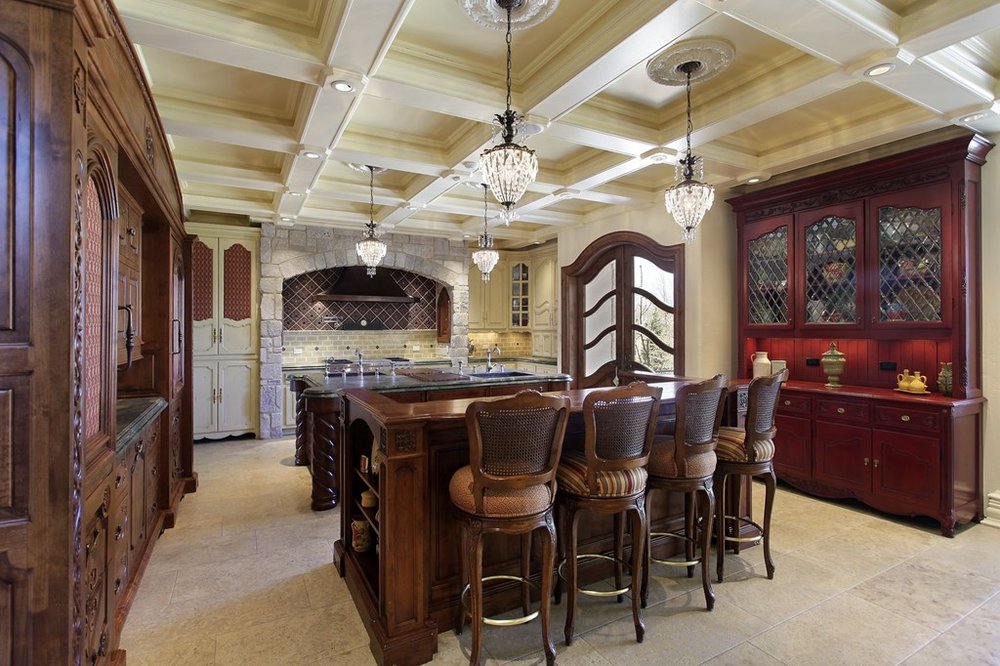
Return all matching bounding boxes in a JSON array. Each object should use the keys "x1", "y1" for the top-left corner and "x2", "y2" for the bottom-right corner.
[
  {"x1": 505, "y1": 4, "x2": 513, "y2": 114},
  {"x1": 684, "y1": 68, "x2": 693, "y2": 180},
  {"x1": 368, "y1": 165, "x2": 375, "y2": 231}
]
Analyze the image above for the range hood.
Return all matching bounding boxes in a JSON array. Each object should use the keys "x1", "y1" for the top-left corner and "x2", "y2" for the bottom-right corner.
[{"x1": 314, "y1": 266, "x2": 416, "y2": 303}]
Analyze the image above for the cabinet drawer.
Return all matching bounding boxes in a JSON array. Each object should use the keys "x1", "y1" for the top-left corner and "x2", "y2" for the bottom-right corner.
[
  {"x1": 874, "y1": 405, "x2": 941, "y2": 434},
  {"x1": 777, "y1": 394, "x2": 810, "y2": 416},
  {"x1": 816, "y1": 399, "x2": 870, "y2": 424}
]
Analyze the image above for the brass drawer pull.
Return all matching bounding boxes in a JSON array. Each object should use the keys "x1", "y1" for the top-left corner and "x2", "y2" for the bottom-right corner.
[
  {"x1": 837, "y1": 407, "x2": 845, "y2": 414},
  {"x1": 901, "y1": 415, "x2": 911, "y2": 422},
  {"x1": 784, "y1": 400, "x2": 791, "y2": 406}
]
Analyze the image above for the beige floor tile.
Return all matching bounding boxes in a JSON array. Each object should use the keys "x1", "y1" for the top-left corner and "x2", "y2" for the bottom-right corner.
[
  {"x1": 120, "y1": 631, "x2": 217, "y2": 666},
  {"x1": 850, "y1": 557, "x2": 999, "y2": 632},
  {"x1": 144, "y1": 528, "x2": 257, "y2": 573},
  {"x1": 749, "y1": 594, "x2": 938, "y2": 666},
  {"x1": 435, "y1": 629, "x2": 498, "y2": 664},
  {"x1": 501, "y1": 639, "x2": 614, "y2": 665},
  {"x1": 126, "y1": 567, "x2": 177, "y2": 611},
  {"x1": 582, "y1": 597, "x2": 771, "y2": 665},
  {"x1": 792, "y1": 522, "x2": 937, "y2": 584},
  {"x1": 909, "y1": 523, "x2": 1000, "y2": 582},
  {"x1": 902, "y1": 592, "x2": 1000, "y2": 665},
  {"x1": 699, "y1": 642, "x2": 789, "y2": 665},
  {"x1": 214, "y1": 602, "x2": 369, "y2": 665}
]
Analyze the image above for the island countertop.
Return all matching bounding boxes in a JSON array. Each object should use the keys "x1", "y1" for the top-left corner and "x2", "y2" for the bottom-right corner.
[{"x1": 293, "y1": 367, "x2": 572, "y2": 398}]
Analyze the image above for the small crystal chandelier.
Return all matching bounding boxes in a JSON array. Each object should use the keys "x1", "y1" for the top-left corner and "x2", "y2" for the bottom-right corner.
[
  {"x1": 478, "y1": 0, "x2": 538, "y2": 225},
  {"x1": 665, "y1": 60, "x2": 715, "y2": 242},
  {"x1": 356, "y1": 165, "x2": 387, "y2": 277},
  {"x1": 471, "y1": 184, "x2": 499, "y2": 281}
]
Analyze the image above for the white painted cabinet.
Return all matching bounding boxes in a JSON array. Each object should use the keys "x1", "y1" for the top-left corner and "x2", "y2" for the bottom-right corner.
[
  {"x1": 530, "y1": 250, "x2": 557, "y2": 331},
  {"x1": 282, "y1": 374, "x2": 297, "y2": 429},
  {"x1": 189, "y1": 223, "x2": 260, "y2": 438},
  {"x1": 193, "y1": 360, "x2": 258, "y2": 438},
  {"x1": 469, "y1": 257, "x2": 508, "y2": 331}
]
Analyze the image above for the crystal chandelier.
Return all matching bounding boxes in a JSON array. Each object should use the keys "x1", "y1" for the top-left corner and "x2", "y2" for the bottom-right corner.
[
  {"x1": 471, "y1": 184, "x2": 499, "y2": 281},
  {"x1": 356, "y1": 165, "x2": 387, "y2": 277},
  {"x1": 478, "y1": 0, "x2": 538, "y2": 225},
  {"x1": 665, "y1": 60, "x2": 715, "y2": 242}
]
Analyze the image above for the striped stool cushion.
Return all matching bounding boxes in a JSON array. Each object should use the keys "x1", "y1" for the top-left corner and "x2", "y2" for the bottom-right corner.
[
  {"x1": 716, "y1": 426, "x2": 775, "y2": 463},
  {"x1": 648, "y1": 437, "x2": 716, "y2": 479},
  {"x1": 556, "y1": 452, "x2": 648, "y2": 497},
  {"x1": 449, "y1": 466, "x2": 553, "y2": 517}
]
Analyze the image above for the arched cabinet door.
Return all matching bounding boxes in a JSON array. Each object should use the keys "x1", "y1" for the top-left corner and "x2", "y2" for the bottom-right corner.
[{"x1": 562, "y1": 232, "x2": 683, "y2": 389}]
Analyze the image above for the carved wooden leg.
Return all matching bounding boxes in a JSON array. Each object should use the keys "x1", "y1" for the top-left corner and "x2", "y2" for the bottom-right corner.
[
  {"x1": 469, "y1": 522, "x2": 484, "y2": 666},
  {"x1": 310, "y1": 402, "x2": 339, "y2": 511},
  {"x1": 564, "y1": 503, "x2": 580, "y2": 646},
  {"x1": 455, "y1": 522, "x2": 468, "y2": 635},
  {"x1": 685, "y1": 491, "x2": 696, "y2": 579},
  {"x1": 521, "y1": 532, "x2": 532, "y2": 617},
  {"x1": 294, "y1": 390, "x2": 308, "y2": 466},
  {"x1": 553, "y1": 502, "x2": 564, "y2": 605},
  {"x1": 613, "y1": 512, "x2": 625, "y2": 603},
  {"x1": 716, "y1": 469, "x2": 729, "y2": 583},
  {"x1": 630, "y1": 494, "x2": 646, "y2": 643},
  {"x1": 762, "y1": 467, "x2": 776, "y2": 579},
  {"x1": 730, "y1": 474, "x2": 743, "y2": 555},
  {"x1": 640, "y1": 487, "x2": 652, "y2": 609},
  {"x1": 540, "y1": 511, "x2": 557, "y2": 666},
  {"x1": 699, "y1": 481, "x2": 716, "y2": 611}
]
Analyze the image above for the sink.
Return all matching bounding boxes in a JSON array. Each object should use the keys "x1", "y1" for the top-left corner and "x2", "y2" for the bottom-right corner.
[{"x1": 470, "y1": 371, "x2": 532, "y2": 378}]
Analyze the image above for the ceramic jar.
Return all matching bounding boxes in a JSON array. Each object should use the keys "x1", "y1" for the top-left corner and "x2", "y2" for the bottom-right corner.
[
  {"x1": 908, "y1": 372, "x2": 928, "y2": 392},
  {"x1": 751, "y1": 351, "x2": 771, "y2": 378},
  {"x1": 361, "y1": 490, "x2": 378, "y2": 509},
  {"x1": 896, "y1": 369, "x2": 913, "y2": 389},
  {"x1": 351, "y1": 518, "x2": 372, "y2": 552},
  {"x1": 937, "y1": 362, "x2": 953, "y2": 396},
  {"x1": 820, "y1": 342, "x2": 846, "y2": 388}
]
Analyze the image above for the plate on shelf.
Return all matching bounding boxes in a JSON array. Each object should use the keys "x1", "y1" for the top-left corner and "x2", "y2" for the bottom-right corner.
[{"x1": 893, "y1": 387, "x2": 932, "y2": 395}]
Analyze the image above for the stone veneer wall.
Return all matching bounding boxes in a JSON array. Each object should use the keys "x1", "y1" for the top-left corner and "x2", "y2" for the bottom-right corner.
[{"x1": 258, "y1": 222, "x2": 470, "y2": 438}]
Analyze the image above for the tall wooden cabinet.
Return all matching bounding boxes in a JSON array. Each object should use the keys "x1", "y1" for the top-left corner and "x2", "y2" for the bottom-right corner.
[
  {"x1": 0, "y1": 1, "x2": 195, "y2": 663},
  {"x1": 188, "y1": 224, "x2": 260, "y2": 438},
  {"x1": 729, "y1": 134, "x2": 992, "y2": 536}
]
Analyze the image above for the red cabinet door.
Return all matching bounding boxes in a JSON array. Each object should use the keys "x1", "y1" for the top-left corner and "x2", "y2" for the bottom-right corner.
[
  {"x1": 872, "y1": 428, "x2": 940, "y2": 514},
  {"x1": 773, "y1": 413, "x2": 812, "y2": 479},
  {"x1": 813, "y1": 421, "x2": 870, "y2": 494}
]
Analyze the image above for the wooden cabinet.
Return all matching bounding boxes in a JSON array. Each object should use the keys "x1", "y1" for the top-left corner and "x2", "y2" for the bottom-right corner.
[
  {"x1": 117, "y1": 191, "x2": 143, "y2": 367},
  {"x1": 468, "y1": 257, "x2": 508, "y2": 330},
  {"x1": 730, "y1": 135, "x2": 991, "y2": 397},
  {"x1": 772, "y1": 383, "x2": 980, "y2": 536},
  {"x1": 188, "y1": 224, "x2": 260, "y2": 438},
  {"x1": 193, "y1": 359, "x2": 258, "y2": 438}
]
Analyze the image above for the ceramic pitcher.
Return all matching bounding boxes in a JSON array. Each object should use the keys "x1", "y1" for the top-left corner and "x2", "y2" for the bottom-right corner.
[
  {"x1": 909, "y1": 372, "x2": 928, "y2": 392},
  {"x1": 896, "y1": 369, "x2": 913, "y2": 389},
  {"x1": 751, "y1": 351, "x2": 771, "y2": 378}
]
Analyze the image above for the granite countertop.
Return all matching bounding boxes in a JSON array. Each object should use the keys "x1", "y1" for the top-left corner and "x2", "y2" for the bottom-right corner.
[
  {"x1": 282, "y1": 357, "x2": 556, "y2": 373},
  {"x1": 297, "y1": 368, "x2": 572, "y2": 397},
  {"x1": 116, "y1": 396, "x2": 168, "y2": 453},
  {"x1": 466, "y1": 355, "x2": 557, "y2": 365}
]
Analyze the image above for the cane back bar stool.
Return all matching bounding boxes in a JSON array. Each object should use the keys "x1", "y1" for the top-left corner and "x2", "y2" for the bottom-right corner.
[
  {"x1": 553, "y1": 382, "x2": 661, "y2": 645},
  {"x1": 450, "y1": 390, "x2": 571, "y2": 666},
  {"x1": 715, "y1": 370, "x2": 786, "y2": 582},
  {"x1": 641, "y1": 374, "x2": 728, "y2": 611}
]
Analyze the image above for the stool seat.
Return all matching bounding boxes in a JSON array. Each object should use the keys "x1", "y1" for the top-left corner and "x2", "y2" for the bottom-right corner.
[
  {"x1": 556, "y1": 452, "x2": 648, "y2": 498},
  {"x1": 716, "y1": 426, "x2": 774, "y2": 463},
  {"x1": 449, "y1": 466, "x2": 553, "y2": 517},
  {"x1": 648, "y1": 436, "x2": 716, "y2": 478}
]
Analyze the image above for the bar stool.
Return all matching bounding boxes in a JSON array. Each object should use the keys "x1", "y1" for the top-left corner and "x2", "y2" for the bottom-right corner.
[
  {"x1": 450, "y1": 390, "x2": 571, "y2": 666},
  {"x1": 641, "y1": 374, "x2": 728, "y2": 611},
  {"x1": 715, "y1": 370, "x2": 786, "y2": 582},
  {"x1": 553, "y1": 382, "x2": 661, "y2": 645}
]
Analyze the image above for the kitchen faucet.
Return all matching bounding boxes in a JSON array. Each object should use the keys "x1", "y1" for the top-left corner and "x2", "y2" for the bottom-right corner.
[
  {"x1": 485, "y1": 345, "x2": 501, "y2": 372},
  {"x1": 355, "y1": 347, "x2": 364, "y2": 374}
]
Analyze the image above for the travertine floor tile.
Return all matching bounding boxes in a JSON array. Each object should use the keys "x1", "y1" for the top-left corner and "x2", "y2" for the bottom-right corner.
[
  {"x1": 699, "y1": 642, "x2": 789, "y2": 665},
  {"x1": 902, "y1": 592, "x2": 1000, "y2": 665}
]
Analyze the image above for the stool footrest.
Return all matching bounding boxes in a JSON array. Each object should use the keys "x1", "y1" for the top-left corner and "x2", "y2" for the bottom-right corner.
[
  {"x1": 558, "y1": 553, "x2": 632, "y2": 597},
  {"x1": 649, "y1": 531, "x2": 701, "y2": 567},
  {"x1": 460, "y1": 575, "x2": 540, "y2": 627},
  {"x1": 722, "y1": 514, "x2": 764, "y2": 544}
]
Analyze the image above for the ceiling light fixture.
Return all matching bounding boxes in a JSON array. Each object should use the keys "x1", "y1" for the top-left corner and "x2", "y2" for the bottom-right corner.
[
  {"x1": 477, "y1": 0, "x2": 540, "y2": 227},
  {"x1": 303, "y1": 150, "x2": 323, "y2": 159},
  {"x1": 356, "y1": 166, "x2": 388, "y2": 277},
  {"x1": 864, "y1": 63, "x2": 894, "y2": 77},
  {"x1": 961, "y1": 111, "x2": 988, "y2": 123},
  {"x1": 471, "y1": 183, "x2": 499, "y2": 282},
  {"x1": 664, "y1": 60, "x2": 714, "y2": 242},
  {"x1": 330, "y1": 79, "x2": 355, "y2": 92}
]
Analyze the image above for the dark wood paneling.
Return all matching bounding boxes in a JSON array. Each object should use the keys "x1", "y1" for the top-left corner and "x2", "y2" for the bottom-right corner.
[{"x1": 0, "y1": 376, "x2": 28, "y2": 523}]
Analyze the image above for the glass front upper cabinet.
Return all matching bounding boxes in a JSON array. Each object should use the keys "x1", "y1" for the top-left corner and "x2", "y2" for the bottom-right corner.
[
  {"x1": 797, "y1": 202, "x2": 864, "y2": 329},
  {"x1": 510, "y1": 262, "x2": 529, "y2": 328},
  {"x1": 745, "y1": 215, "x2": 792, "y2": 328}
]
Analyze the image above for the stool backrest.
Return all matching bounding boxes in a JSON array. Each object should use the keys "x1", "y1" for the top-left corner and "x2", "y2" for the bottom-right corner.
[
  {"x1": 671, "y1": 374, "x2": 729, "y2": 475},
  {"x1": 466, "y1": 390, "x2": 571, "y2": 514},
  {"x1": 581, "y1": 382, "x2": 662, "y2": 490},
  {"x1": 742, "y1": 369, "x2": 787, "y2": 463}
]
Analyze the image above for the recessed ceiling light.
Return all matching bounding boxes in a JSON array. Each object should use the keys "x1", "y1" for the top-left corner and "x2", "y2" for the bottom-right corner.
[
  {"x1": 330, "y1": 80, "x2": 354, "y2": 93},
  {"x1": 288, "y1": 190, "x2": 307, "y2": 197},
  {"x1": 303, "y1": 151, "x2": 322, "y2": 159},
  {"x1": 864, "y1": 63, "x2": 894, "y2": 77},
  {"x1": 641, "y1": 147, "x2": 673, "y2": 164},
  {"x1": 746, "y1": 177, "x2": 761, "y2": 184},
  {"x1": 280, "y1": 216, "x2": 294, "y2": 222},
  {"x1": 961, "y1": 112, "x2": 988, "y2": 123},
  {"x1": 738, "y1": 171, "x2": 770, "y2": 186}
]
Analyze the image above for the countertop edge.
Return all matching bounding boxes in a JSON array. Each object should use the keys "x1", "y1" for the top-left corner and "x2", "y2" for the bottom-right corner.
[{"x1": 116, "y1": 396, "x2": 168, "y2": 453}]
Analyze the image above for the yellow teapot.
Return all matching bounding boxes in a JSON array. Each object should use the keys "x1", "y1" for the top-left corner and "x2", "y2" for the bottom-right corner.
[
  {"x1": 908, "y1": 371, "x2": 928, "y2": 392},
  {"x1": 896, "y1": 369, "x2": 912, "y2": 389}
]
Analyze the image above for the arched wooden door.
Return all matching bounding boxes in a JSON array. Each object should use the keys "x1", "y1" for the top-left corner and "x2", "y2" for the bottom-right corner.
[{"x1": 562, "y1": 232, "x2": 683, "y2": 389}]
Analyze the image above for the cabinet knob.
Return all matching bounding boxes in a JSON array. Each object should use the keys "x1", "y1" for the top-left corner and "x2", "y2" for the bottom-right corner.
[
  {"x1": 836, "y1": 407, "x2": 845, "y2": 414},
  {"x1": 873, "y1": 459, "x2": 880, "y2": 468},
  {"x1": 900, "y1": 414, "x2": 911, "y2": 422},
  {"x1": 863, "y1": 457, "x2": 869, "y2": 466},
  {"x1": 784, "y1": 400, "x2": 791, "y2": 406}
]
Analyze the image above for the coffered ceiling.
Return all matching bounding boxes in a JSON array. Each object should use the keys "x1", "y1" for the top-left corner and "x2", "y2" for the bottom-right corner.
[{"x1": 118, "y1": 0, "x2": 1000, "y2": 246}]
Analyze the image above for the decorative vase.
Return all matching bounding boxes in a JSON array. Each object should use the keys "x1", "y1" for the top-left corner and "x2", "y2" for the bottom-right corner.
[
  {"x1": 751, "y1": 351, "x2": 771, "y2": 378},
  {"x1": 937, "y1": 362, "x2": 953, "y2": 396},
  {"x1": 820, "y1": 342, "x2": 846, "y2": 388},
  {"x1": 896, "y1": 369, "x2": 913, "y2": 390},
  {"x1": 351, "y1": 518, "x2": 372, "y2": 552}
]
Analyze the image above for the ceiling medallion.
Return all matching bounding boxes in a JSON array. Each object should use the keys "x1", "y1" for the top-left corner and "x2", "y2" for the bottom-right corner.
[
  {"x1": 456, "y1": 0, "x2": 559, "y2": 31},
  {"x1": 347, "y1": 163, "x2": 387, "y2": 174},
  {"x1": 646, "y1": 39, "x2": 735, "y2": 86}
]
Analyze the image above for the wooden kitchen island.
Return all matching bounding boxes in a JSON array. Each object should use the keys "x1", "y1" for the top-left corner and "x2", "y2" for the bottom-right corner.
[{"x1": 334, "y1": 382, "x2": 703, "y2": 666}]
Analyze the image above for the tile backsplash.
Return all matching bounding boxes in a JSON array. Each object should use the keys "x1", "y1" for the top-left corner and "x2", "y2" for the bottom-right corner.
[
  {"x1": 283, "y1": 330, "x2": 446, "y2": 366},
  {"x1": 468, "y1": 331, "x2": 533, "y2": 357}
]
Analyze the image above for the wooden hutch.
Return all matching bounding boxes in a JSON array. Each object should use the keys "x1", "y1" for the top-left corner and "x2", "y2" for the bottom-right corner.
[
  {"x1": 0, "y1": 0, "x2": 195, "y2": 663},
  {"x1": 728, "y1": 134, "x2": 991, "y2": 536}
]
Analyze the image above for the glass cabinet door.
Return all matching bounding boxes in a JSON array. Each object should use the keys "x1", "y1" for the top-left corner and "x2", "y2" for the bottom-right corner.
[
  {"x1": 870, "y1": 183, "x2": 950, "y2": 328},
  {"x1": 510, "y1": 262, "x2": 529, "y2": 328},
  {"x1": 797, "y1": 203, "x2": 864, "y2": 329},
  {"x1": 745, "y1": 215, "x2": 792, "y2": 328}
]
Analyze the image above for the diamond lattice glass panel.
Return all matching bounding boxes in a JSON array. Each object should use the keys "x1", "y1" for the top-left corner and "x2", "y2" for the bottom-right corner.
[
  {"x1": 804, "y1": 216, "x2": 857, "y2": 324},
  {"x1": 878, "y1": 206, "x2": 942, "y2": 322},
  {"x1": 747, "y1": 226, "x2": 788, "y2": 324}
]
